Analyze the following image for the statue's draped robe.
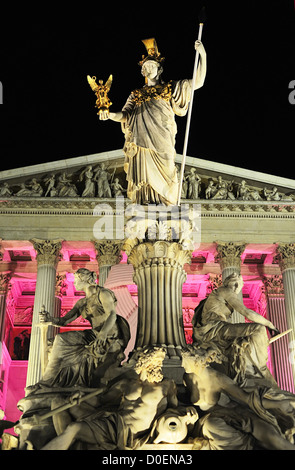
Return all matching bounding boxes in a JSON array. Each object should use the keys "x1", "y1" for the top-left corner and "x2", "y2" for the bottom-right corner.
[
  {"x1": 122, "y1": 79, "x2": 192, "y2": 205},
  {"x1": 37, "y1": 288, "x2": 130, "y2": 389}
]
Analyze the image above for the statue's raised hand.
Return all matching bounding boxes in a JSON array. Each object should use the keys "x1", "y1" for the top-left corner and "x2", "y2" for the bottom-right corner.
[{"x1": 99, "y1": 109, "x2": 110, "y2": 121}]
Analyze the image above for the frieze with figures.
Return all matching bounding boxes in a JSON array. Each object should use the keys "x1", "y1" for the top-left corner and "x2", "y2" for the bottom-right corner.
[{"x1": 0, "y1": 163, "x2": 294, "y2": 202}]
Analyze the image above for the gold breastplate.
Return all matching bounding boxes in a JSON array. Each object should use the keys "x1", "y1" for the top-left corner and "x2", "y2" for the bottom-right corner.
[{"x1": 131, "y1": 82, "x2": 172, "y2": 105}]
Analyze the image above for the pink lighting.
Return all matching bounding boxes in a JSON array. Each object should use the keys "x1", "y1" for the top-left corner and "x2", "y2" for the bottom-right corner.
[{"x1": 1, "y1": 243, "x2": 294, "y2": 427}]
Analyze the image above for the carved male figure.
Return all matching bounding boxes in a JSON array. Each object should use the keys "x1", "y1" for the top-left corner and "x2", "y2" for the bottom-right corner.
[{"x1": 40, "y1": 348, "x2": 178, "y2": 450}]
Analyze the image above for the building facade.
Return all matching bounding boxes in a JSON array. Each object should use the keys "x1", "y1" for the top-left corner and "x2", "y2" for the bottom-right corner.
[{"x1": 0, "y1": 149, "x2": 295, "y2": 423}]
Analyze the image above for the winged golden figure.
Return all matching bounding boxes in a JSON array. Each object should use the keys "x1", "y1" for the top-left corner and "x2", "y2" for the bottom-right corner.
[{"x1": 87, "y1": 74, "x2": 113, "y2": 115}]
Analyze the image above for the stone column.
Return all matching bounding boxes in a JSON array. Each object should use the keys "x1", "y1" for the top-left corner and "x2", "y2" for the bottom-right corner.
[
  {"x1": 263, "y1": 275, "x2": 294, "y2": 393},
  {"x1": 94, "y1": 240, "x2": 123, "y2": 286},
  {"x1": 275, "y1": 243, "x2": 295, "y2": 385},
  {"x1": 0, "y1": 273, "x2": 12, "y2": 398},
  {"x1": 0, "y1": 273, "x2": 11, "y2": 412},
  {"x1": 125, "y1": 240, "x2": 191, "y2": 355},
  {"x1": 50, "y1": 273, "x2": 67, "y2": 339},
  {"x1": 215, "y1": 241, "x2": 246, "y2": 323},
  {"x1": 123, "y1": 205, "x2": 197, "y2": 382},
  {"x1": 26, "y1": 239, "x2": 63, "y2": 388},
  {"x1": 0, "y1": 273, "x2": 12, "y2": 345}
]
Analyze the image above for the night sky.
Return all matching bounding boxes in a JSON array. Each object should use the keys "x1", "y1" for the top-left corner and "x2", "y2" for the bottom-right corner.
[{"x1": 0, "y1": 0, "x2": 294, "y2": 179}]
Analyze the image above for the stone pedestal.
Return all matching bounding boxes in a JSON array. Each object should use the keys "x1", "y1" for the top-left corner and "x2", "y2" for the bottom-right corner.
[
  {"x1": 26, "y1": 239, "x2": 63, "y2": 389},
  {"x1": 123, "y1": 206, "x2": 196, "y2": 382},
  {"x1": 275, "y1": 243, "x2": 295, "y2": 386},
  {"x1": 215, "y1": 241, "x2": 246, "y2": 323}
]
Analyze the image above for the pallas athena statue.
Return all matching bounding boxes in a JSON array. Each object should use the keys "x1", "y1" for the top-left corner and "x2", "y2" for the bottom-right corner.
[{"x1": 99, "y1": 37, "x2": 207, "y2": 206}]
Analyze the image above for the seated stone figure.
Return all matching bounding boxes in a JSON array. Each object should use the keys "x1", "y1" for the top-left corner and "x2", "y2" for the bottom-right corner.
[
  {"x1": 192, "y1": 272, "x2": 280, "y2": 387},
  {"x1": 40, "y1": 347, "x2": 179, "y2": 450},
  {"x1": 188, "y1": 273, "x2": 295, "y2": 449},
  {"x1": 27, "y1": 268, "x2": 130, "y2": 392},
  {"x1": 182, "y1": 349, "x2": 295, "y2": 450}
]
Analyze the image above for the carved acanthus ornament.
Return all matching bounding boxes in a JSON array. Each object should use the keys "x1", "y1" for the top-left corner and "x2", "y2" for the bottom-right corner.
[
  {"x1": 55, "y1": 274, "x2": 68, "y2": 298},
  {"x1": 30, "y1": 239, "x2": 63, "y2": 267},
  {"x1": 275, "y1": 243, "x2": 295, "y2": 272},
  {"x1": 215, "y1": 241, "x2": 246, "y2": 271},
  {"x1": 125, "y1": 240, "x2": 192, "y2": 270},
  {"x1": 263, "y1": 275, "x2": 284, "y2": 296},
  {"x1": 94, "y1": 240, "x2": 123, "y2": 267},
  {"x1": 206, "y1": 274, "x2": 223, "y2": 295}
]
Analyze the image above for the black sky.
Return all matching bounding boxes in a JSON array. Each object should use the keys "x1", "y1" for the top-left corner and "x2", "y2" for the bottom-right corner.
[{"x1": 0, "y1": 0, "x2": 294, "y2": 179}]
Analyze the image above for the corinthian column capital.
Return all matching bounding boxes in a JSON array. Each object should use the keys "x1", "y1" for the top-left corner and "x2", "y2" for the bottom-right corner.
[
  {"x1": 30, "y1": 238, "x2": 63, "y2": 267},
  {"x1": 275, "y1": 243, "x2": 295, "y2": 272},
  {"x1": 94, "y1": 240, "x2": 123, "y2": 267},
  {"x1": 126, "y1": 240, "x2": 192, "y2": 270},
  {"x1": 215, "y1": 241, "x2": 246, "y2": 271}
]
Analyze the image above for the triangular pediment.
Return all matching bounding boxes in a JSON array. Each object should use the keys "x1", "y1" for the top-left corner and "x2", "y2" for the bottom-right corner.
[{"x1": 0, "y1": 149, "x2": 294, "y2": 202}]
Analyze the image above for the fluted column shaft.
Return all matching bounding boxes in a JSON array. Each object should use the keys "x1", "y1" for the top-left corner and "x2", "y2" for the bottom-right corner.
[
  {"x1": 264, "y1": 275, "x2": 294, "y2": 393},
  {"x1": 127, "y1": 241, "x2": 191, "y2": 357},
  {"x1": 276, "y1": 243, "x2": 295, "y2": 386},
  {"x1": 0, "y1": 273, "x2": 12, "y2": 401},
  {"x1": 215, "y1": 241, "x2": 246, "y2": 323},
  {"x1": 26, "y1": 239, "x2": 62, "y2": 388}
]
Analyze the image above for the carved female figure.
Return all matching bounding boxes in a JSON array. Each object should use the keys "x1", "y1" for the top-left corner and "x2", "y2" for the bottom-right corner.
[
  {"x1": 28, "y1": 269, "x2": 130, "y2": 391},
  {"x1": 186, "y1": 168, "x2": 201, "y2": 200},
  {"x1": 94, "y1": 163, "x2": 112, "y2": 198},
  {"x1": 192, "y1": 272, "x2": 280, "y2": 386},
  {"x1": 80, "y1": 165, "x2": 96, "y2": 197},
  {"x1": 99, "y1": 38, "x2": 206, "y2": 206}
]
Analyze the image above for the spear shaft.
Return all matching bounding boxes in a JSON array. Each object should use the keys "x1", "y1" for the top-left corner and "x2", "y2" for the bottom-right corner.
[{"x1": 177, "y1": 16, "x2": 205, "y2": 206}]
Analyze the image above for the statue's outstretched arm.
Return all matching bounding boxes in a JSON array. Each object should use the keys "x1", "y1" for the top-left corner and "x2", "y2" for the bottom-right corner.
[
  {"x1": 99, "y1": 110, "x2": 127, "y2": 122},
  {"x1": 225, "y1": 291, "x2": 279, "y2": 333},
  {"x1": 51, "y1": 304, "x2": 81, "y2": 326}
]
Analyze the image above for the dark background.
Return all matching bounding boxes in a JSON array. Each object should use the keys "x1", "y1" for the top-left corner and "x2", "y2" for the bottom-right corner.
[{"x1": 0, "y1": 0, "x2": 294, "y2": 178}]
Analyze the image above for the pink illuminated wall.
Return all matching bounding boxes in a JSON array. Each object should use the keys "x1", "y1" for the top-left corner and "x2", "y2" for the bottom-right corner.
[
  {"x1": 2, "y1": 251, "x2": 294, "y2": 427},
  {"x1": 5, "y1": 362, "x2": 28, "y2": 426}
]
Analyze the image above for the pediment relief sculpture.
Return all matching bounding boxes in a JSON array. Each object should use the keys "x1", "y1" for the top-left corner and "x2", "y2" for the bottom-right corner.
[{"x1": 0, "y1": 162, "x2": 294, "y2": 203}]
